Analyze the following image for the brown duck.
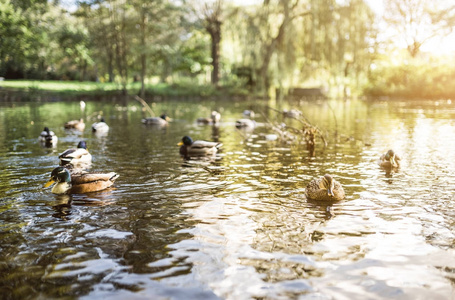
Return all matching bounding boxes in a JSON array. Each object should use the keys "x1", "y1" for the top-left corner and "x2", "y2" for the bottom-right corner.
[{"x1": 305, "y1": 174, "x2": 345, "y2": 201}]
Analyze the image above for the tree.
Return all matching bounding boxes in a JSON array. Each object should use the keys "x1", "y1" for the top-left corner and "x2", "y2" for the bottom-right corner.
[
  {"x1": 203, "y1": 0, "x2": 223, "y2": 86},
  {"x1": 131, "y1": 0, "x2": 185, "y2": 96},
  {"x1": 0, "y1": 0, "x2": 27, "y2": 77},
  {"x1": 384, "y1": 0, "x2": 455, "y2": 57}
]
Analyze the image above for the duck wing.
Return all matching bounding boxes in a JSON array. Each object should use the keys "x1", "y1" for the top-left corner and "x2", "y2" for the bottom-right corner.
[
  {"x1": 191, "y1": 140, "x2": 221, "y2": 149},
  {"x1": 72, "y1": 172, "x2": 119, "y2": 184},
  {"x1": 69, "y1": 180, "x2": 116, "y2": 193},
  {"x1": 59, "y1": 149, "x2": 90, "y2": 163}
]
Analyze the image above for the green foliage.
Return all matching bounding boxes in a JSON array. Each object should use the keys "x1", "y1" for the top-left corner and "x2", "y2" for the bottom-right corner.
[
  {"x1": 1, "y1": 0, "x2": 454, "y2": 99},
  {"x1": 364, "y1": 56, "x2": 455, "y2": 99}
]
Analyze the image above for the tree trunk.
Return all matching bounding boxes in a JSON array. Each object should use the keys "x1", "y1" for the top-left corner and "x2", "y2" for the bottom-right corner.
[
  {"x1": 107, "y1": 51, "x2": 114, "y2": 82},
  {"x1": 140, "y1": 10, "x2": 146, "y2": 98},
  {"x1": 207, "y1": 20, "x2": 221, "y2": 86},
  {"x1": 259, "y1": 12, "x2": 288, "y2": 93}
]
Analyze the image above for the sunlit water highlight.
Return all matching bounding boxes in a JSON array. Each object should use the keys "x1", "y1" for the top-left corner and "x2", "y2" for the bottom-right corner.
[{"x1": 0, "y1": 98, "x2": 454, "y2": 299}]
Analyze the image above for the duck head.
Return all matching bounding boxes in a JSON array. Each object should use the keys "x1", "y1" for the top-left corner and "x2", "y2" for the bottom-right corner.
[
  {"x1": 44, "y1": 167, "x2": 71, "y2": 187},
  {"x1": 321, "y1": 174, "x2": 335, "y2": 197},
  {"x1": 178, "y1": 136, "x2": 193, "y2": 146},
  {"x1": 77, "y1": 141, "x2": 88, "y2": 149},
  {"x1": 211, "y1": 111, "x2": 221, "y2": 123},
  {"x1": 160, "y1": 114, "x2": 171, "y2": 121},
  {"x1": 384, "y1": 149, "x2": 398, "y2": 167}
]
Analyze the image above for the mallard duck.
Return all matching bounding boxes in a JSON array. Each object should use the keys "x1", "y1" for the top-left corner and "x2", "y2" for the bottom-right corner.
[
  {"x1": 64, "y1": 118, "x2": 85, "y2": 131},
  {"x1": 378, "y1": 149, "x2": 401, "y2": 169},
  {"x1": 43, "y1": 166, "x2": 119, "y2": 195},
  {"x1": 92, "y1": 118, "x2": 109, "y2": 132},
  {"x1": 243, "y1": 110, "x2": 255, "y2": 118},
  {"x1": 235, "y1": 119, "x2": 256, "y2": 129},
  {"x1": 59, "y1": 141, "x2": 92, "y2": 166},
  {"x1": 142, "y1": 114, "x2": 171, "y2": 126},
  {"x1": 197, "y1": 111, "x2": 221, "y2": 125},
  {"x1": 305, "y1": 174, "x2": 345, "y2": 201},
  {"x1": 80, "y1": 100, "x2": 86, "y2": 111},
  {"x1": 178, "y1": 136, "x2": 222, "y2": 157},
  {"x1": 283, "y1": 109, "x2": 302, "y2": 118},
  {"x1": 39, "y1": 127, "x2": 58, "y2": 145}
]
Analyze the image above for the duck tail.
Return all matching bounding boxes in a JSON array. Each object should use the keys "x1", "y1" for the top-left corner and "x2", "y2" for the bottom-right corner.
[{"x1": 110, "y1": 173, "x2": 120, "y2": 182}]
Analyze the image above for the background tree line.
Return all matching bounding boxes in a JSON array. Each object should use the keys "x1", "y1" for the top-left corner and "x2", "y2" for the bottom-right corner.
[{"x1": 1, "y1": 0, "x2": 454, "y2": 98}]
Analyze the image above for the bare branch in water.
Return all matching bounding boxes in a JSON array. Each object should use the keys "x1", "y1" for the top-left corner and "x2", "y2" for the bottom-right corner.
[{"x1": 133, "y1": 95, "x2": 155, "y2": 117}]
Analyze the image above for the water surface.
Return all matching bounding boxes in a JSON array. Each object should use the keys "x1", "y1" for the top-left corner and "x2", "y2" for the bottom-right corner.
[{"x1": 0, "y1": 97, "x2": 454, "y2": 299}]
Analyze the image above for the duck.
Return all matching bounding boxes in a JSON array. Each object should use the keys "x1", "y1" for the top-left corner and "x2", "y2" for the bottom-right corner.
[
  {"x1": 378, "y1": 149, "x2": 401, "y2": 170},
  {"x1": 43, "y1": 166, "x2": 119, "y2": 195},
  {"x1": 178, "y1": 136, "x2": 222, "y2": 157},
  {"x1": 59, "y1": 141, "x2": 92, "y2": 166},
  {"x1": 39, "y1": 127, "x2": 58, "y2": 145},
  {"x1": 64, "y1": 118, "x2": 85, "y2": 131},
  {"x1": 305, "y1": 174, "x2": 345, "y2": 201},
  {"x1": 235, "y1": 119, "x2": 256, "y2": 129},
  {"x1": 197, "y1": 111, "x2": 221, "y2": 125},
  {"x1": 243, "y1": 110, "x2": 255, "y2": 118},
  {"x1": 80, "y1": 100, "x2": 86, "y2": 111},
  {"x1": 283, "y1": 109, "x2": 302, "y2": 118},
  {"x1": 142, "y1": 113, "x2": 171, "y2": 126},
  {"x1": 92, "y1": 118, "x2": 109, "y2": 133}
]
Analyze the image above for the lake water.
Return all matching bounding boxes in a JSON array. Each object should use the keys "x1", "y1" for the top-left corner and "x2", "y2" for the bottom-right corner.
[{"x1": 0, "y1": 96, "x2": 454, "y2": 299}]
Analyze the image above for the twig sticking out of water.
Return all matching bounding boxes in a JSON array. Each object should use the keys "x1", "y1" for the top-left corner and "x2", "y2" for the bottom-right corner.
[
  {"x1": 263, "y1": 107, "x2": 328, "y2": 148},
  {"x1": 133, "y1": 95, "x2": 155, "y2": 117},
  {"x1": 326, "y1": 102, "x2": 338, "y2": 136}
]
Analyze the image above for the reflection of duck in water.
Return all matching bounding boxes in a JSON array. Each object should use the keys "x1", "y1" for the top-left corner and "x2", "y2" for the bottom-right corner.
[
  {"x1": 378, "y1": 149, "x2": 400, "y2": 171},
  {"x1": 59, "y1": 141, "x2": 92, "y2": 167},
  {"x1": 39, "y1": 127, "x2": 58, "y2": 147},
  {"x1": 178, "y1": 136, "x2": 222, "y2": 157},
  {"x1": 306, "y1": 174, "x2": 345, "y2": 201},
  {"x1": 142, "y1": 114, "x2": 171, "y2": 126},
  {"x1": 44, "y1": 166, "x2": 119, "y2": 195},
  {"x1": 197, "y1": 111, "x2": 221, "y2": 125}
]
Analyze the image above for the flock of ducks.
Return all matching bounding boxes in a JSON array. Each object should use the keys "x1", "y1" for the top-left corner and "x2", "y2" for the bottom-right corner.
[
  {"x1": 41, "y1": 117, "x2": 117, "y2": 195},
  {"x1": 39, "y1": 109, "x2": 401, "y2": 202}
]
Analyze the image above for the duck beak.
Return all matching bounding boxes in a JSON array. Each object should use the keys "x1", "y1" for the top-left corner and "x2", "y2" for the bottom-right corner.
[
  {"x1": 43, "y1": 178, "x2": 55, "y2": 188},
  {"x1": 177, "y1": 141, "x2": 183, "y2": 146},
  {"x1": 327, "y1": 188, "x2": 333, "y2": 197}
]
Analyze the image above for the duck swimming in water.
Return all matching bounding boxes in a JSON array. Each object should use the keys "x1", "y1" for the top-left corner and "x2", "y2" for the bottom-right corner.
[
  {"x1": 235, "y1": 119, "x2": 256, "y2": 130},
  {"x1": 91, "y1": 118, "x2": 109, "y2": 133},
  {"x1": 305, "y1": 174, "x2": 345, "y2": 201},
  {"x1": 43, "y1": 166, "x2": 119, "y2": 195},
  {"x1": 197, "y1": 111, "x2": 221, "y2": 125},
  {"x1": 142, "y1": 114, "x2": 171, "y2": 126},
  {"x1": 378, "y1": 149, "x2": 400, "y2": 171},
  {"x1": 178, "y1": 136, "x2": 222, "y2": 157},
  {"x1": 59, "y1": 141, "x2": 92, "y2": 167},
  {"x1": 64, "y1": 119, "x2": 85, "y2": 131},
  {"x1": 39, "y1": 127, "x2": 58, "y2": 146}
]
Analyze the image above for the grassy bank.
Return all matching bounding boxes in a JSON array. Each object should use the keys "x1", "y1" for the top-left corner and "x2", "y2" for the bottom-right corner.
[{"x1": 0, "y1": 80, "x2": 251, "y2": 99}]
